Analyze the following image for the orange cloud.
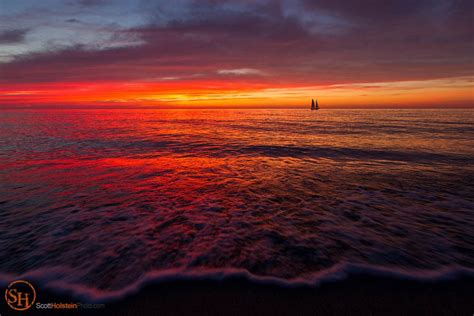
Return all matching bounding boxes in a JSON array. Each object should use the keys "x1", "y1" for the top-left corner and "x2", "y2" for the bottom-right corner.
[{"x1": 1, "y1": 76, "x2": 472, "y2": 108}]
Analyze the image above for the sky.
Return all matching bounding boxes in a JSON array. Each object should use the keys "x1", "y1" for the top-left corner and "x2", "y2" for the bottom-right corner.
[{"x1": 0, "y1": 0, "x2": 473, "y2": 108}]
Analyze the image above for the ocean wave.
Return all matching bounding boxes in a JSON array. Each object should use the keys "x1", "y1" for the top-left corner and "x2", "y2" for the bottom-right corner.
[{"x1": 0, "y1": 264, "x2": 473, "y2": 303}]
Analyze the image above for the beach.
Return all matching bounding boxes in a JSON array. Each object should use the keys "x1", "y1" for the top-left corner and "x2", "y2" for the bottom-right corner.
[
  {"x1": 1, "y1": 109, "x2": 473, "y2": 315},
  {"x1": 2, "y1": 0, "x2": 473, "y2": 313},
  {"x1": 4, "y1": 272, "x2": 472, "y2": 315}
]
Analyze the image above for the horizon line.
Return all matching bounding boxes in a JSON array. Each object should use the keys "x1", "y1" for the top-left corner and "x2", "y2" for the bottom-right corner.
[{"x1": 1, "y1": 104, "x2": 473, "y2": 110}]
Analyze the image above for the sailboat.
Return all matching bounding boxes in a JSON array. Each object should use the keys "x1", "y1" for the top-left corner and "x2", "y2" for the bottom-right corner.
[{"x1": 311, "y1": 99, "x2": 319, "y2": 110}]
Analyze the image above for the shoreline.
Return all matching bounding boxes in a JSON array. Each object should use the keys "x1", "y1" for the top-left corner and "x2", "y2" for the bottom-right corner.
[{"x1": 4, "y1": 273, "x2": 473, "y2": 316}]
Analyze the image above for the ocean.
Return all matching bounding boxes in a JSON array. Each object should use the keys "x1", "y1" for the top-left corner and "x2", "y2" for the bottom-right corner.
[{"x1": 0, "y1": 109, "x2": 473, "y2": 301}]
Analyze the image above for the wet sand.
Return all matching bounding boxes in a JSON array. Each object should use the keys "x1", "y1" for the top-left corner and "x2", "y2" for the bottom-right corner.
[{"x1": 8, "y1": 274, "x2": 473, "y2": 316}]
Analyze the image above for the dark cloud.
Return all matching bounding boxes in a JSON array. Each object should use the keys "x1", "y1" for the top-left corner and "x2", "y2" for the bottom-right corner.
[
  {"x1": 0, "y1": 28, "x2": 30, "y2": 44},
  {"x1": 77, "y1": 0, "x2": 106, "y2": 7},
  {"x1": 302, "y1": 0, "x2": 455, "y2": 21},
  {"x1": 0, "y1": 0, "x2": 472, "y2": 85}
]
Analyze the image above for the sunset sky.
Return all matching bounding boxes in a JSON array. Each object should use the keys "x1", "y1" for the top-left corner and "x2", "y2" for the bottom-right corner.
[{"x1": 0, "y1": 0, "x2": 472, "y2": 108}]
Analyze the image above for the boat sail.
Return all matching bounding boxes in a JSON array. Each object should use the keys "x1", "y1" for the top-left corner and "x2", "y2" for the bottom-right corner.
[{"x1": 311, "y1": 99, "x2": 319, "y2": 110}]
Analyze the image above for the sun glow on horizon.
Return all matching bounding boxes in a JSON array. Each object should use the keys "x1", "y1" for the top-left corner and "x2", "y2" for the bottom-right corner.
[
  {"x1": 0, "y1": 77, "x2": 473, "y2": 108},
  {"x1": 1, "y1": 76, "x2": 472, "y2": 108}
]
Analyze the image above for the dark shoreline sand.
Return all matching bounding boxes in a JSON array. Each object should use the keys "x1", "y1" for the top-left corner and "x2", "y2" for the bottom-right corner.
[{"x1": 5, "y1": 274, "x2": 473, "y2": 316}]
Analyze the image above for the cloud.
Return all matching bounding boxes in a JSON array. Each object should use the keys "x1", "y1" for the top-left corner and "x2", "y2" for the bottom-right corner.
[
  {"x1": 0, "y1": 28, "x2": 30, "y2": 44},
  {"x1": 217, "y1": 68, "x2": 265, "y2": 76},
  {"x1": 77, "y1": 0, "x2": 106, "y2": 7},
  {"x1": 0, "y1": 0, "x2": 472, "y2": 87}
]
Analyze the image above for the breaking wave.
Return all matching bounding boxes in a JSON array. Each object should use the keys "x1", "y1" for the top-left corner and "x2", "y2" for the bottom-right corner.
[{"x1": 1, "y1": 264, "x2": 473, "y2": 303}]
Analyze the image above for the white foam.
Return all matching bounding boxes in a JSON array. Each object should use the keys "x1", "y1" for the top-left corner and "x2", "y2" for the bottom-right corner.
[{"x1": 0, "y1": 263, "x2": 472, "y2": 303}]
